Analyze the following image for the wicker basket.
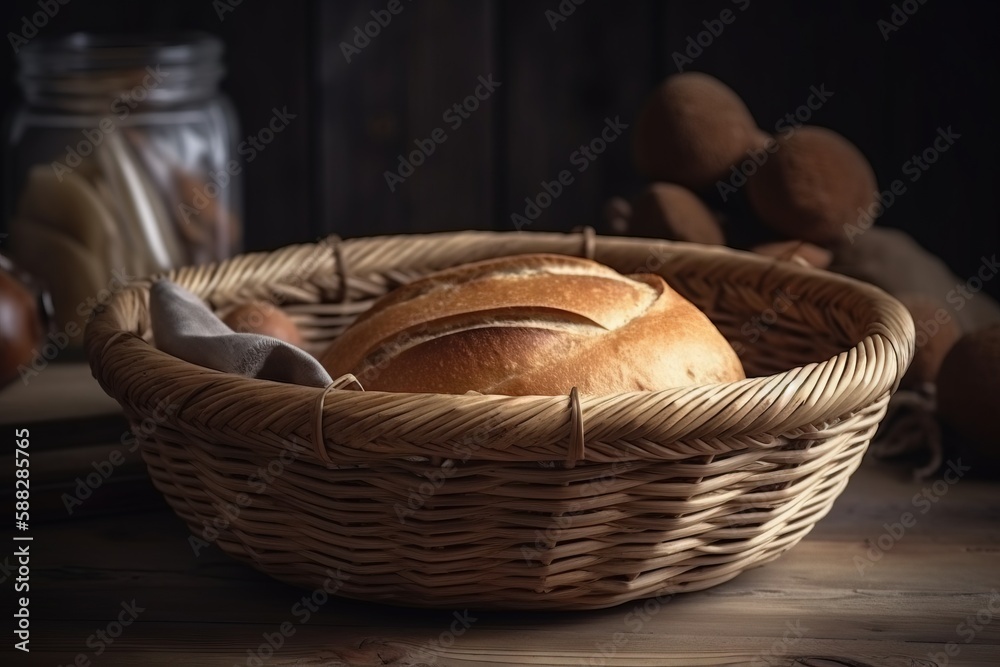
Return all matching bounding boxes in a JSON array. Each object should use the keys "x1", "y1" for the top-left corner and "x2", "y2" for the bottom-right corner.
[{"x1": 86, "y1": 230, "x2": 914, "y2": 610}]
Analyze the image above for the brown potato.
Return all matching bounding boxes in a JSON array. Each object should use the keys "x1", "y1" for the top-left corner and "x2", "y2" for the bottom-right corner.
[
  {"x1": 603, "y1": 196, "x2": 632, "y2": 235},
  {"x1": 937, "y1": 324, "x2": 1000, "y2": 455},
  {"x1": 629, "y1": 183, "x2": 724, "y2": 245},
  {"x1": 830, "y1": 227, "x2": 1000, "y2": 335},
  {"x1": 633, "y1": 72, "x2": 765, "y2": 191},
  {"x1": 745, "y1": 126, "x2": 877, "y2": 246},
  {"x1": 896, "y1": 292, "x2": 962, "y2": 389}
]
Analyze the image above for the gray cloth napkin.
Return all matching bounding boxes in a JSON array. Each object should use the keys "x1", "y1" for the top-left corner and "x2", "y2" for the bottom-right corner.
[{"x1": 149, "y1": 280, "x2": 332, "y2": 388}]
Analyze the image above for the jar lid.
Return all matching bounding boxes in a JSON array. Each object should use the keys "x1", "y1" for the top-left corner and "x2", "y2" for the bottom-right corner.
[{"x1": 17, "y1": 32, "x2": 225, "y2": 111}]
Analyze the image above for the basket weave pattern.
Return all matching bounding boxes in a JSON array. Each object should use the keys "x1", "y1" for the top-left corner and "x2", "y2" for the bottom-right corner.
[{"x1": 87, "y1": 231, "x2": 914, "y2": 609}]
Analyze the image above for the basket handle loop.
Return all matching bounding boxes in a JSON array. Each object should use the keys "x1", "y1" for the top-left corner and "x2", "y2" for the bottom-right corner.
[
  {"x1": 322, "y1": 235, "x2": 350, "y2": 304},
  {"x1": 565, "y1": 387, "x2": 585, "y2": 468},
  {"x1": 313, "y1": 373, "x2": 364, "y2": 463},
  {"x1": 574, "y1": 226, "x2": 597, "y2": 260}
]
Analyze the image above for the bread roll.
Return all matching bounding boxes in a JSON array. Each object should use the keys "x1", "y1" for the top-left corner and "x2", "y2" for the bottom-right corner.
[
  {"x1": 319, "y1": 254, "x2": 745, "y2": 395},
  {"x1": 223, "y1": 301, "x2": 304, "y2": 347}
]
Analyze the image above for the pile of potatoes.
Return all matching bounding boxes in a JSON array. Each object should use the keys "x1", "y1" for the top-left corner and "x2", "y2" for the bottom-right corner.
[{"x1": 619, "y1": 72, "x2": 1000, "y2": 463}]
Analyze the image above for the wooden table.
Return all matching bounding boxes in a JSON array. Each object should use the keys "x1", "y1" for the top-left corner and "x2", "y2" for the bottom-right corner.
[{"x1": 4, "y1": 368, "x2": 1000, "y2": 666}]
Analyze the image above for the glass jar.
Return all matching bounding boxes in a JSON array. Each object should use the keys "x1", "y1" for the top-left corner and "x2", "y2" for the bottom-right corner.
[{"x1": 3, "y1": 32, "x2": 241, "y2": 343}]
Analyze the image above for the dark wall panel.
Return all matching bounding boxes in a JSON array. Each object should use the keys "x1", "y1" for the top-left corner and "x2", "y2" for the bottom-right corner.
[
  {"x1": 317, "y1": 0, "x2": 496, "y2": 240},
  {"x1": 0, "y1": 0, "x2": 996, "y2": 299},
  {"x1": 500, "y1": 1, "x2": 655, "y2": 235}
]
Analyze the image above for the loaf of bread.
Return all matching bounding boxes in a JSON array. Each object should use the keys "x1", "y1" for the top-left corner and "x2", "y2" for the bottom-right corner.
[{"x1": 319, "y1": 254, "x2": 745, "y2": 395}]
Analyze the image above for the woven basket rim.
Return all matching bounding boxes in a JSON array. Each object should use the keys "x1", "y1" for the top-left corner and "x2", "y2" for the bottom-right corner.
[{"x1": 85, "y1": 230, "x2": 915, "y2": 465}]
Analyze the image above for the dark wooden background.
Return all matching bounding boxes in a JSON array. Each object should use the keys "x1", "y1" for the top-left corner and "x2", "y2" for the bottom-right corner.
[{"x1": 1, "y1": 0, "x2": 997, "y2": 299}]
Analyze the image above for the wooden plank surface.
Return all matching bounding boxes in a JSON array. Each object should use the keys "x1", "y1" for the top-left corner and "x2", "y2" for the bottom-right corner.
[
  {"x1": 0, "y1": 363, "x2": 122, "y2": 426},
  {"x1": 13, "y1": 460, "x2": 999, "y2": 665}
]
